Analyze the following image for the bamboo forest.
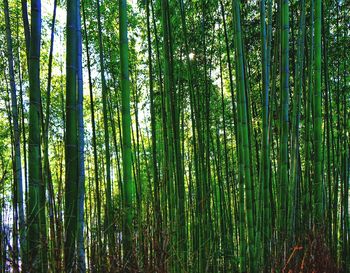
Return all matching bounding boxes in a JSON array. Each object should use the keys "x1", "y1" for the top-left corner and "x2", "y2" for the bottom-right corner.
[{"x1": 0, "y1": 0, "x2": 349, "y2": 272}]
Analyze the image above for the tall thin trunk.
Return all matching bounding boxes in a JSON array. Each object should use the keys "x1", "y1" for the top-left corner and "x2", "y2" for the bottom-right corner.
[
  {"x1": 82, "y1": 1, "x2": 102, "y2": 270},
  {"x1": 289, "y1": 0, "x2": 305, "y2": 242},
  {"x1": 278, "y1": 0, "x2": 289, "y2": 247},
  {"x1": 76, "y1": 1, "x2": 86, "y2": 271},
  {"x1": 96, "y1": 0, "x2": 115, "y2": 261},
  {"x1": 64, "y1": 0, "x2": 78, "y2": 270},
  {"x1": 27, "y1": 0, "x2": 43, "y2": 271},
  {"x1": 313, "y1": 0, "x2": 323, "y2": 224},
  {"x1": 259, "y1": 0, "x2": 271, "y2": 269},
  {"x1": 119, "y1": 0, "x2": 136, "y2": 271},
  {"x1": 3, "y1": 0, "x2": 27, "y2": 270},
  {"x1": 146, "y1": 3, "x2": 162, "y2": 270},
  {"x1": 41, "y1": 1, "x2": 58, "y2": 271},
  {"x1": 232, "y1": 0, "x2": 255, "y2": 271}
]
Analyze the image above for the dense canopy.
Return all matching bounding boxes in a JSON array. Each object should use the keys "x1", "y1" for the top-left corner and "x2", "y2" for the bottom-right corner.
[{"x1": 0, "y1": 0, "x2": 349, "y2": 272}]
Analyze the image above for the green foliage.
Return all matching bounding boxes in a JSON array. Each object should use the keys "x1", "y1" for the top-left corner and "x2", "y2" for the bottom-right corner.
[{"x1": 0, "y1": 0, "x2": 349, "y2": 272}]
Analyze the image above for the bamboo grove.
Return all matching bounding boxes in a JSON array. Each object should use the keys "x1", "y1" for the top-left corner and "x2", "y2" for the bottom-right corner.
[{"x1": 0, "y1": 0, "x2": 349, "y2": 272}]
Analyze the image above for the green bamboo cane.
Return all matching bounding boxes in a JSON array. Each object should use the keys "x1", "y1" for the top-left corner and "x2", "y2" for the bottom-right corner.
[
  {"x1": 119, "y1": 0, "x2": 136, "y2": 270},
  {"x1": 27, "y1": 0, "x2": 43, "y2": 270}
]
